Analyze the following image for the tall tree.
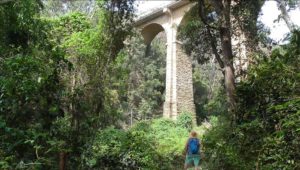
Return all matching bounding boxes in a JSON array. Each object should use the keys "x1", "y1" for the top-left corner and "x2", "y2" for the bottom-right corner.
[
  {"x1": 198, "y1": 0, "x2": 236, "y2": 115},
  {"x1": 179, "y1": 0, "x2": 266, "y2": 118},
  {"x1": 0, "y1": 0, "x2": 135, "y2": 169},
  {"x1": 275, "y1": 0, "x2": 296, "y2": 31},
  {"x1": 52, "y1": 0, "x2": 135, "y2": 168},
  {"x1": 0, "y1": 0, "x2": 67, "y2": 168}
]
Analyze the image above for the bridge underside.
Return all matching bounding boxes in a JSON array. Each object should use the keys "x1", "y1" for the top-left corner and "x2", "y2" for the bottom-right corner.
[{"x1": 135, "y1": 1, "x2": 196, "y2": 120}]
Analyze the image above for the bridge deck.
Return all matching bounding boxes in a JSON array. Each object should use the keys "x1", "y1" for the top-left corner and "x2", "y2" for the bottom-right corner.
[{"x1": 134, "y1": 0, "x2": 190, "y2": 27}]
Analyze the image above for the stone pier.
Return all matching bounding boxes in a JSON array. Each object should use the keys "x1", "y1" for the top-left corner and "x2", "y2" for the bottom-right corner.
[{"x1": 135, "y1": 0, "x2": 196, "y2": 120}]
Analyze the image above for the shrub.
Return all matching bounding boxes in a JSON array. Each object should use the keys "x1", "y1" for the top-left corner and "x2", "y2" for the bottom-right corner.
[
  {"x1": 82, "y1": 118, "x2": 194, "y2": 169},
  {"x1": 258, "y1": 99, "x2": 300, "y2": 169},
  {"x1": 82, "y1": 127, "x2": 160, "y2": 169},
  {"x1": 177, "y1": 111, "x2": 194, "y2": 131}
]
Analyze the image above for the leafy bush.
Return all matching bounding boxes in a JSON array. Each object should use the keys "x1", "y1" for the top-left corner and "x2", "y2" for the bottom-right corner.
[
  {"x1": 202, "y1": 116, "x2": 252, "y2": 170},
  {"x1": 177, "y1": 111, "x2": 194, "y2": 131},
  {"x1": 82, "y1": 126, "x2": 163, "y2": 169},
  {"x1": 82, "y1": 117, "x2": 196, "y2": 169},
  {"x1": 258, "y1": 99, "x2": 300, "y2": 169},
  {"x1": 149, "y1": 118, "x2": 188, "y2": 166}
]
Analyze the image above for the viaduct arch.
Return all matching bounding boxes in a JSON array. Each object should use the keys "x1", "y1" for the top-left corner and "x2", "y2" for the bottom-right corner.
[{"x1": 134, "y1": 0, "x2": 196, "y2": 120}]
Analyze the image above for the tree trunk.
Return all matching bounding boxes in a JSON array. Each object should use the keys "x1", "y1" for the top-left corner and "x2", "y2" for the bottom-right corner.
[
  {"x1": 199, "y1": 0, "x2": 237, "y2": 114},
  {"x1": 220, "y1": 27, "x2": 236, "y2": 114},
  {"x1": 218, "y1": 0, "x2": 237, "y2": 114},
  {"x1": 59, "y1": 152, "x2": 67, "y2": 170},
  {"x1": 276, "y1": 0, "x2": 295, "y2": 31}
]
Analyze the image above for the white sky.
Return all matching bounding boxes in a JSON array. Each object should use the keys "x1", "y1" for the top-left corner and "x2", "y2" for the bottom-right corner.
[
  {"x1": 135, "y1": 1, "x2": 300, "y2": 43},
  {"x1": 259, "y1": 1, "x2": 300, "y2": 42},
  {"x1": 135, "y1": 0, "x2": 174, "y2": 15}
]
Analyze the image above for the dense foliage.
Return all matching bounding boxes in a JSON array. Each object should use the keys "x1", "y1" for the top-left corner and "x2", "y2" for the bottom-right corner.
[
  {"x1": 0, "y1": 0, "x2": 135, "y2": 169},
  {"x1": 1, "y1": 0, "x2": 299, "y2": 169},
  {"x1": 0, "y1": 0, "x2": 66, "y2": 168},
  {"x1": 113, "y1": 32, "x2": 166, "y2": 123},
  {"x1": 82, "y1": 117, "x2": 190, "y2": 169},
  {"x1": 203, "y1": 31, "x2": 300, "y2": 170}
]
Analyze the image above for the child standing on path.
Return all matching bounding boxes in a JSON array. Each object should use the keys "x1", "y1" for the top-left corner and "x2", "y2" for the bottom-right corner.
[{"x1": 183, "y1": 131, "x2": 201, "y2": 170}]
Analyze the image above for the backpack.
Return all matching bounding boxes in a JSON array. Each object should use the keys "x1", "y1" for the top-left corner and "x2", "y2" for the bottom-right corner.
[{"x1": 188, "y1": 138, "x2": 200, "y2": 154}]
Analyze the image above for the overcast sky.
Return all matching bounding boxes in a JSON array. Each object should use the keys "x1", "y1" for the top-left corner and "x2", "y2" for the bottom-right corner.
[
  {"x1": 135, "y1": 1, "x2": 300, "y2": 43},
  {"x1": 259, "y1": 1, "x2": 300, "y2": 42}
]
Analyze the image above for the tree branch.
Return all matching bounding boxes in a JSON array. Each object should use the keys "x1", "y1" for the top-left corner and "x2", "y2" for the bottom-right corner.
[
  {"x1": 275, "y1": 0, "x2": 296, "y2": 31},
  {"x1": 198, "y1": 0, "x2": 224, "y2": 70},
  {"x1": 206, "y1": 26, "x2": 225, "y2": 70},
  {"x1": 198, "y1": 0, "x2": 218, "y2": 30}
]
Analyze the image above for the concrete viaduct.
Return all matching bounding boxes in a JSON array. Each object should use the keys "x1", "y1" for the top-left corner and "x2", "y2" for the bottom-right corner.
[{"x1": 134, "y1": 0, "x2": 196, "y2": 120}]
